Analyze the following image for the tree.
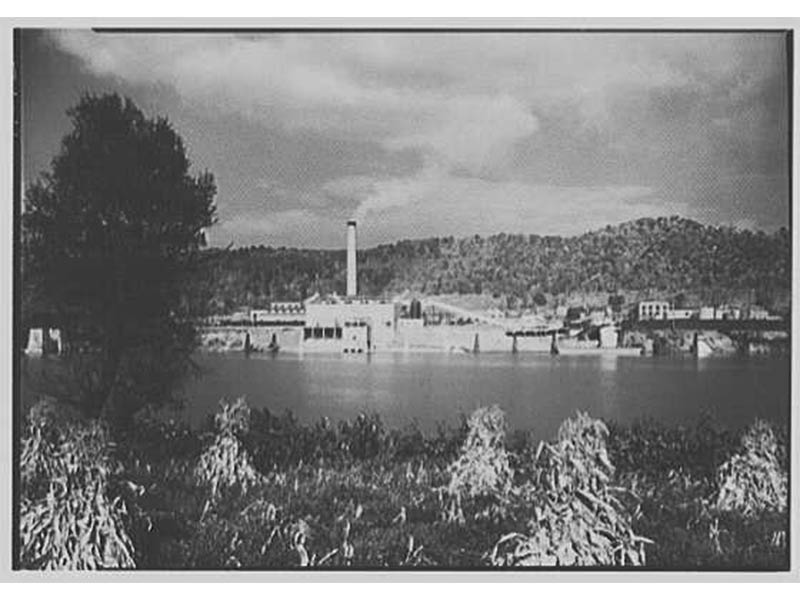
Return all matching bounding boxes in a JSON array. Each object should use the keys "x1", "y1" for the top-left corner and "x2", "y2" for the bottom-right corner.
[
  {"x1": 23, "y1": 93, "x2": 216, "y2": 426},
  {"x1": 608, "y1": 294, "x2": 625, "y2": 314}
]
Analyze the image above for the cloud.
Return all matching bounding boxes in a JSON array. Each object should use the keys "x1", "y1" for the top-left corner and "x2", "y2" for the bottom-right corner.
[
  {"x1": 210, "y1": 208, "x2": 335, "y2": 248},
  {"x1": 362, "y1": 177, "x2": 675, "y2": 241},
  {"x1": 52, "y1": 31, "x2": 538, "y2": 173},
  {"x1": 220, "y1": 174, "x2": 680, "y2": 248},
  {"x1": 58, "y1": 31, "x2": 773, "y2": 174},
  {"x1": 351, "y1": 165, "x2": 444, "y2": 222},
  {"x1": 47, "y1": 30, "x2": 788, "y2": 246}
]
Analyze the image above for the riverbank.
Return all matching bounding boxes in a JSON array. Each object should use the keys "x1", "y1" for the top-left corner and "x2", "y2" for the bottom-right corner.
[
  {"x1": 200, "y1": 324, "x2": 789, "y2": 359},
  {"x1": 19, "y1": 398, "x2": 789, "y2": 570}
]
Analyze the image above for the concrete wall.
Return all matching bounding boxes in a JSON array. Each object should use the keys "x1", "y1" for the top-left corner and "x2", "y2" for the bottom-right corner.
[
  {"x1": 201, "y1": 326, "x2": 303, "y2": 353},
  {"x1": 396, "y1": 321, "x2": 520, "y2": 352}
]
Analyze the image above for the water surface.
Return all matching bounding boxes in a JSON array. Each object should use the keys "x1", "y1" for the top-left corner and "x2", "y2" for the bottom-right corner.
[{"x1": 178, "y1": 352, "x2": 790, "y2": 439}]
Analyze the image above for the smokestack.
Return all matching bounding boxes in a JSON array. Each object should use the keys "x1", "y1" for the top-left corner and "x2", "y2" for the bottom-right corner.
[{"x1": 346, "y1": 219, "x2": 357, "y2": 296}]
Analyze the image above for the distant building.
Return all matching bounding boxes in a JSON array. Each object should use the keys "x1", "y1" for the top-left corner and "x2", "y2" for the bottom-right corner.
[
  {"x1": 251, "y1": 302, "x2": 305, "y2": 326},
  {"x1": 699, "y1": 306, "x2": 716, "y2": 320},
  {"x1": 638, "y1": 300, "x2": 670, "y2": 320},
  {"x1": 666, "y1": 308, "x2": 696, "y2": 320},
  {"x1": 598, "y1": 325, "x2": 619, "y2": 348},
  {"x1": 716, "y1": 305, "x2": 742, "y2": 321},
  {"x1": 747, "y1": 306, "x2": 770, "y2": 320},
  {"x1": 23, "y1": 327, "x2": 62, "y2": 357},
  {"x1": 25, "y1": 328, "x2": 43, "y2": 357},
  {"x1": 304, "y1": 293, "x2": 396, "y2": 352}
]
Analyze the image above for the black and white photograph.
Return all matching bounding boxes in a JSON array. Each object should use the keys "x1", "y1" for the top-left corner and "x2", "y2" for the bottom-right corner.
[{"x1": 4, "y1": 22, "x2": 796, "y2": 577}]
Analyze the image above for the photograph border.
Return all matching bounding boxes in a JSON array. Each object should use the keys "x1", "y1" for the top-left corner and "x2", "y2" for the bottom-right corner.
[{"x1": 2, "y1": 17, "x2": 798, "y2": 583}]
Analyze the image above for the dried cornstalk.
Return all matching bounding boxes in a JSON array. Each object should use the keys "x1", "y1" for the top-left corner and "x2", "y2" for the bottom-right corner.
[
  {"x1": 20, "y1": 400, "x2": 135, "y2": 570},
  {"x1": 195, "y1": 398, "x2": 261, "y2": 501},
  {"x1": 716, "y1": 420, "x2": 787, "y2": 516}
]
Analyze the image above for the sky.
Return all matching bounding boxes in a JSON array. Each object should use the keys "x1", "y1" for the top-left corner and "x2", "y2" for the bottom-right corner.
[{"x1": 20, "y1": 29, "x2": 790, "y2": 249}]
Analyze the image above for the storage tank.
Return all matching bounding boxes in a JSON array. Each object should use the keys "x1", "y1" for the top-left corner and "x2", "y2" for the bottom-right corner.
[{"x1": 409, "y1": 298, "x2": 422, "y2": 319}]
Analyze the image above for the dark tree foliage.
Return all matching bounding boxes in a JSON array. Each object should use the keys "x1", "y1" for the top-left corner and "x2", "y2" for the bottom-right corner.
[
  {"x1": 196, "y1": 216, "x2": 790, "y2": 313},
  {"x1": 23, "y1": 93, "x2": 217, "y2": 425}
]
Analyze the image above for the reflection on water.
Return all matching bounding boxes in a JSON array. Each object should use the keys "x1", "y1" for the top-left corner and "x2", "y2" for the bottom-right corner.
[
  {"x1": 177, "y1": 352, "x2": 789, "y2": 440},
  {"x1": 599, "y1": 353, "x2": 619, "y2": 372}
]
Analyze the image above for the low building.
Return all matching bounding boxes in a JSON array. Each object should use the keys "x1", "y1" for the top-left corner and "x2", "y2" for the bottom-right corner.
[
  {"x1": 638, "y1": 300, "x2": 670, "y2": 320},
  {"x1": 303, "y1": 293, "x2": 396, "y2": 352},
  {"x1": 598, "y1": 325, "x2": 619, "y2": 348},
  {"x1": 666, "y1": 308, "x2": 696, "y2": 320},
  {"x1": 699, "y1": 306, "x2": 716, "y2": 320},
  {"x1": 251, "y1": 302, "x2": 306, "y2": 326},
  {"x1": 747, "y1": 306, "x2": 770, "y2": 320},
  {"x1": 24, "y1": 327, "x2": 62, "y2": 357},
  {"x1": 25, "y1": 328, "x2": 43, "y2": 357},
  {"x1": 716, "y1": 305, "x2": 742, "y2": 320}
]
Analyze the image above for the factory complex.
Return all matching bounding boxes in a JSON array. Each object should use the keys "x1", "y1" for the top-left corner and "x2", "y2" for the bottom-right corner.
[
  {"x1": 195, "y1": 220, "x2": 789, "y2": 358},
  {"x1": 201, "y1": 220, "x2": 566, "y2": 355}
]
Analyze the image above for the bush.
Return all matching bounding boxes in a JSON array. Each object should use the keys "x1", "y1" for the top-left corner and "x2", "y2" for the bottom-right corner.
[
  {"x1": 195, "y1": 398, "x2": 261, "y2": 502},
  {"x1": 20, "y1": 398, "x2": 136, "y2": 569},
  {"x1": 607, "y1": 416, "x2": 738, "y2": 480},
  {"x1": 491, "y1": 412, "x2": 651, "y2": 567},
  {"x1": 716, "y1": 420, "x2": 787, "y2": 517}
]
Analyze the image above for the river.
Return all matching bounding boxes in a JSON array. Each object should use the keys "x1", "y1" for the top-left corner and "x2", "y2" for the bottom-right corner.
[{"x1": 173, "y1": 352, "x2": 789, "y2": 439}]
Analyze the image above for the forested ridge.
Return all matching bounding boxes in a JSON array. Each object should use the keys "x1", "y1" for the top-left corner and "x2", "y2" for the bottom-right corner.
[{"x1": 197, "y1": 216, "x2": 791, "y2": 312}]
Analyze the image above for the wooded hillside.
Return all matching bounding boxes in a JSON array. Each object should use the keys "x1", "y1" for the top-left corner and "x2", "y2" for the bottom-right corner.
[{"x1": 196, "y1": 217, "x2": 791, "y2": 312}]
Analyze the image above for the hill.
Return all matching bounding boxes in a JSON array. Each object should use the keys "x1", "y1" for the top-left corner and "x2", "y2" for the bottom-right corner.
[{"x1": 195, "y1": 216, "x2": 791, "y2": 313}]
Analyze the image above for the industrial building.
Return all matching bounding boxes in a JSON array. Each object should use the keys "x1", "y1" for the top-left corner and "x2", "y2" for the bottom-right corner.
[
  {"x1": 299, "y1": 220, "x2": 399, "y2": 353},
  {"x1": 200, "y1": 220, "x2": 578, "y2": 355},
  {"x1": 303, "y1": 293, "x2": 396, "y2": 353},
  {"x1": 638, "y1": 300, "x2": 670, "y2": 320}
]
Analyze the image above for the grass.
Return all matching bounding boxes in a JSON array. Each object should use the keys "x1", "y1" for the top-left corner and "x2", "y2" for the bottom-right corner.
[{"x1": 18, "y1": 398, "x2": 791, "y2": 570}]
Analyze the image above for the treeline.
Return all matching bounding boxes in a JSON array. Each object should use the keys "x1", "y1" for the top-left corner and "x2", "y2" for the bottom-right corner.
[{"x1": 196, "y1": 216, "x2": 791, "y2": 312}]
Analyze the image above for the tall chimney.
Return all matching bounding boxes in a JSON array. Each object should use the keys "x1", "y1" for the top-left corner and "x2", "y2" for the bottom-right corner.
[{"x1": 346, "y1": 219, "x2": 357, "y2": 296}]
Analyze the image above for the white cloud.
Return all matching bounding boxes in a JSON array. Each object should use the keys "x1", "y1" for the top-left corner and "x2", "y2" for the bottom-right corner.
[{"x1": 49, "y1": 31, "x2": 785, "y2": 246}]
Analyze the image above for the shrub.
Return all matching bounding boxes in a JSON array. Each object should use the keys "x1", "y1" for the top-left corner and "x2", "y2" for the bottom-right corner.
[
  {"x1": 338, "y1": 413, "x2": 387, "y2": 460},
  {"x1": 19, "y1": 398, "x2": 136, "y2": 570},
  {"x1": 607, "y1": 416, "x2": 738, "y2": 480},
  {"x1": 195, "y1": 398, "x2": 261, "y2": 502},
  {"x1": 716, "y1": 420, "x2": 787, "y2": 517},
  {"x1": 443, "y1": 406, "x2": 514, "y2": 522},
  {"x1": 490, "y1": 412, "x2": 651, "y2": 567}
]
